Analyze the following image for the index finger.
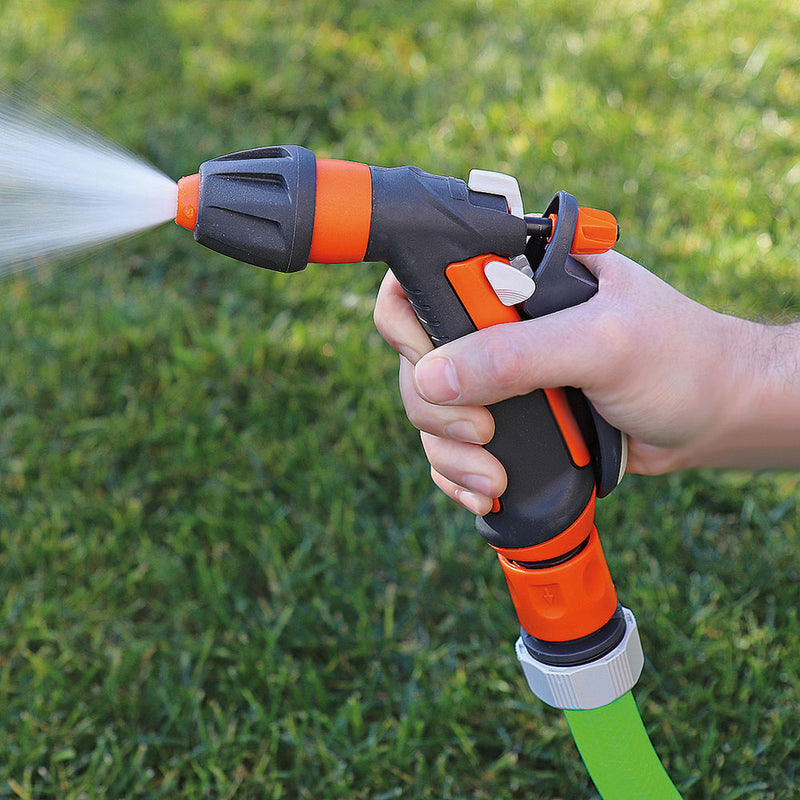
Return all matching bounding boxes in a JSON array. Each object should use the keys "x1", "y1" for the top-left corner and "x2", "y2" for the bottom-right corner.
[{"x1": 374, "y1": 270, "x2": 435, "y2": 365}]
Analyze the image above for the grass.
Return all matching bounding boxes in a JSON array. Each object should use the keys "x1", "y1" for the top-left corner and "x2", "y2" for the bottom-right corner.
[{"x1": 1, "y1": 0, "x2": 800, "y2": 797}]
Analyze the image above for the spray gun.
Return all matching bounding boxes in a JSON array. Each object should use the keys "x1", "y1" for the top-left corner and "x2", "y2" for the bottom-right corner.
[{"x1": 174, "y1": 146, "x2": 681, "y2": 799}]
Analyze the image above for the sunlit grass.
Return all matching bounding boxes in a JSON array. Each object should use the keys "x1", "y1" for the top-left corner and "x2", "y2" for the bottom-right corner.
[{"x1": 0, "y1": 1, "x2": 799, "y2": 798}]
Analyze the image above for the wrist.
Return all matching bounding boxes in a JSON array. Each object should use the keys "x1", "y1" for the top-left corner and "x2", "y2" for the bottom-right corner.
[{"x1": 689, "y1": 317, "x2": 800, "y2": 470}]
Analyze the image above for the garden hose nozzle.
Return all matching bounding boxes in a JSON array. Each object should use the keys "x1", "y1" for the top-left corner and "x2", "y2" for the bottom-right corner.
[{"x1": 173, "y1": 144, "x2": 679, "y2": 799}]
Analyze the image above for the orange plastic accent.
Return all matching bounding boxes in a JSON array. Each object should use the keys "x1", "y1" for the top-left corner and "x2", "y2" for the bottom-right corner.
[
  {"x1": 547, "y1": 213, "x2": 558, "y2": 240},
  {"x1": 175, "y1": 173, "x2": 201, "y2": 231},
  {"x1": 572, "y1": 207, "x2": 619, "y2": 255},
  {"x1": 543, "y1": 387, "x2": 591, "y2": 468},
  {"x1": 491, "y1": 490, "x2": 596, "y2": 563},
  {"x1": 445, "y1": 255, "x2": 521, "y2": 328},
  {"x1": 497, "y1": 524, "x2": 618, "y2": 641},
  {"x1": 548, "y1": 208, "x2": 619, "y2": 255},
  {"x1": 445, "y1": 255, "x2": 522, "y2": 512},
  {"x1": 309, "y1": 158, "x2": 372, "y2": 264}
]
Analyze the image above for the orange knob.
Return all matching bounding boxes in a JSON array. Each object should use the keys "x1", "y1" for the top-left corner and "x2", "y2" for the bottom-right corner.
[{"x1": 571, "y1": 207, "x2": 619, "y2": 255}]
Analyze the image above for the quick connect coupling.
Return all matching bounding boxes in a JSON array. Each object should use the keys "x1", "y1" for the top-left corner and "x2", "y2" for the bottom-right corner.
[{"x1": 515, "y1": 606, "x2": 644, "y2": 710}]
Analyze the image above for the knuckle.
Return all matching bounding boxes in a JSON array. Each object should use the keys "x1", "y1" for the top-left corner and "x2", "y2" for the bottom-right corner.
[
  {"x1": 404, "y1": 400, "x2": 429, "y2": 431},
  {"x1": 479, "y1": 326, "x2": 530, "y2": 393},
  {"x1": 372, "y1": 304, "x2": 397, "y2": 348},
  {"x1": 399, "y1": 363, "x2": 431, "y2": 433},
  {"x1": 591, "y1": 309, "x2": 632, "y2": 367},
  {"x1": 419, "y1": 431, "x2": 442, "y2": 464}
]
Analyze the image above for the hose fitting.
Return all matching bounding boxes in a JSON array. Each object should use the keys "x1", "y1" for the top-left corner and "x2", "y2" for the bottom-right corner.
[{"x1": 515, "y1": 606, "x2": 644, "y2": 710}]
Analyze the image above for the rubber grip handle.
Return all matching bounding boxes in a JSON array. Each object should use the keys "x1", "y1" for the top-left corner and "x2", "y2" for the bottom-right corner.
[
  {"x1": 443, "y1": 256, "x2": 595, "y2": 549},
  {"x1": 364, "y1": 167, "x2": 595, "y2": 550}
]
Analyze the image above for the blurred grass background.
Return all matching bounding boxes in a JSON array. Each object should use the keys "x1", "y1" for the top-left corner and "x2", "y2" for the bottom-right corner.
[{"x1": 1, "y1": 0, "x2": 799, "y2": 798}]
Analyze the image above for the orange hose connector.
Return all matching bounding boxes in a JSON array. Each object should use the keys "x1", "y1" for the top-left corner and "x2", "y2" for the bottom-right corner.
[{"x1": 495, "y1": 501, "x2": 618, "y2": 642}]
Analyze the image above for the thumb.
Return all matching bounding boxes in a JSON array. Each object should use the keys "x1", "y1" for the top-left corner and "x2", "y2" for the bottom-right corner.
[{"x1": 413, "y1": 300, "x2": 609, "y2": 407}]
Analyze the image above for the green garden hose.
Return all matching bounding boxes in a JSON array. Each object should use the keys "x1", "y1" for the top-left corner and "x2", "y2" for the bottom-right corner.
[{"x1": 564, "y1": 691, "x2": 683, "y2": 800}]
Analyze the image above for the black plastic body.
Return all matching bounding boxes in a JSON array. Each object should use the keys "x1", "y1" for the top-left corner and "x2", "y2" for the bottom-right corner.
[{"x1": 365, "y1": 165, "x2": 522, "y2": 344}]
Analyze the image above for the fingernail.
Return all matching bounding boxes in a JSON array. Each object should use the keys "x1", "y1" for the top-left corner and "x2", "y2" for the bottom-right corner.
[
  {"x1": 444, "y1": 420, "x2": 481, "y2": 443},
  {"x1": 455, "y1": 488, "x2": 492, "y2": 516},
  {"x1": 463, "y1": 473, "x2": 494, "y2": 496},
  {"x1": 415, "y1": 356, "x2": 460, "y2": 402}
]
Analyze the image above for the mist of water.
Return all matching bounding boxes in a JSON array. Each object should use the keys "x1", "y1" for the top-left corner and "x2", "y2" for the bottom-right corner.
[{"x1": 0, "y1": 101, "x2": 178, "y2": 276}]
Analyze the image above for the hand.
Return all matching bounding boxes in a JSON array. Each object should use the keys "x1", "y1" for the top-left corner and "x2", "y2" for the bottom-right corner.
[{"x1": 374, "y1": 250, "x2": 800, "y2": 513}]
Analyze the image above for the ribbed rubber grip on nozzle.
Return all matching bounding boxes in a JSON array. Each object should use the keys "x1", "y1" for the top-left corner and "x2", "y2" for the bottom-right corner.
[{"x1": 193, "y1": 145, "x2": 317, "y2": 272}]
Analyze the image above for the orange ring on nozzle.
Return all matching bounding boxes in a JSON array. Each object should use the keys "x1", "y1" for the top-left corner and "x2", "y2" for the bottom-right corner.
[
  {"x1": 309, "y1": 158, "x2": 372, "y2": 263},
  {"x1": 176, "y1": 173, "x2": 201, "y2": 231}
]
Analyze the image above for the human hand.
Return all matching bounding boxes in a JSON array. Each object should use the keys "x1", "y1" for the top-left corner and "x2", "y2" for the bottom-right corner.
[{"x1": 374, "y1": 250, "x2": 796, "y2": 514}]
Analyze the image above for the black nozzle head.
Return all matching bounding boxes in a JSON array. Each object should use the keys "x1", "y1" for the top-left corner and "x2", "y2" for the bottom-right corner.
[{"x1": 193, "y1": 145, "x2": 316, "y2": 272}]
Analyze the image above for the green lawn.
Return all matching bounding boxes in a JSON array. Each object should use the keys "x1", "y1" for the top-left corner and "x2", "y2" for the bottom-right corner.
[{"x1": 1, "y1": 1, "x2": 799, "y2": 798}]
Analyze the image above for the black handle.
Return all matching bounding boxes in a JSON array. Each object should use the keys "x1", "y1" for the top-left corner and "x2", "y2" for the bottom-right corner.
[{"x1": 366, "y1": 170, "x2": 597, "y2": 551}]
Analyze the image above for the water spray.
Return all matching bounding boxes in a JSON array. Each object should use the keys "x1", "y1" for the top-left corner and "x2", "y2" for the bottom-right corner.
[
  {"x1": 0, "y1": 110, "x2": 681, "y2": 799},
  {"x1": 0, "y1": 102, "x2": 176, "y2": 275}
]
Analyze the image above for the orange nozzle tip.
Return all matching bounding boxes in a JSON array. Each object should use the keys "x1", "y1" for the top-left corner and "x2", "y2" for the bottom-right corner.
[{"x1": 176, "y1": 173, "x2": 200, "y2": 231}]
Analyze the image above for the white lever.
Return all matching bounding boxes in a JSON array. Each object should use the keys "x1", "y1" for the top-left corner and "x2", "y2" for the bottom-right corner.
[
  {"x1": 484, "y1": 260, "x2": 536, "y2": 306},
  {"x1": 467, "y1": 169, "x2": 524, "y2": 219}
]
